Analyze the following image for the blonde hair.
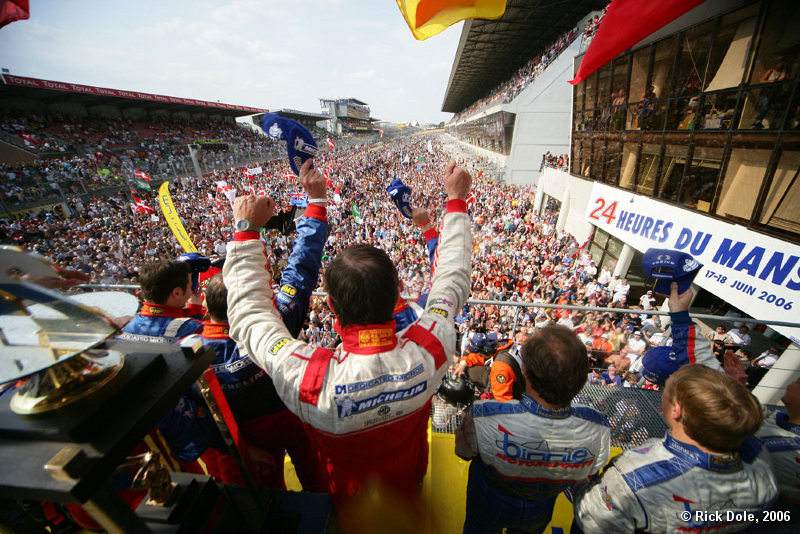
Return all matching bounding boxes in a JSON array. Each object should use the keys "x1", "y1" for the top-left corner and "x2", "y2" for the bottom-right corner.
[{"x1": 665, "y1": 365, "x2": 764, "y2": 452}]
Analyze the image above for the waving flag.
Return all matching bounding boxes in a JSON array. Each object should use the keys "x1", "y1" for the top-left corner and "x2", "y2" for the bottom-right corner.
[
  {"x1": 570, "y1": 0, "x2": 705, "y2": 85},
  {"x1": 248, "y1": 184, "x2": 256, "y2": 195},
  {"x1": 290, "y1": 190, "x2": 308, "y2": 208},
  {"x1": 0, "y1": 0, "x2": 29, "y2": 29},
  {"x1": 397, "y1": 0, "x2": 506, "y2": 40},
  {"x1": 284, "y1": 170, "x2": 297, "y2": 180},
  {"x1": 243, "y1": 168, "x2": 254, "y2": 181},
  {"x1": 466, "y1": 191, "x2": 476, "y2": 204},
  {"x1": 21, "y1": 131, "x2": 37, "y2": 146},
  {"x1": 132, "y1": 194, "x2": 154, "y2": 215},
  {"x1": 216, "y1": 180, "x2": 236, "y2": 206},
  {"x1": 334, "y1": 187, "x2": 342, "y2": 204},
  {"x1": 326, "y1": 137, "x2": 335, "y2": 149},
  {"x1": 134, "y1": 170, "x2": 151, "y2": 183},
  {"x1": 257, "y1": 186, "x2": 267, "y2": 196}
]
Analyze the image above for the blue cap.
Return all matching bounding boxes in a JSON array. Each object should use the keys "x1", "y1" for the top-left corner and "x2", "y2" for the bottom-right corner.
[
  {"x1": 642, "y1": 248, "x2": 703, "y2": 295},
  {"x1": 176, "y1": 253, "x2": 211, "y2": 291},
  {"x1": 386, "y1": 178, "x2": 413, "y2": 219},
  {"x1": 261, "y1": 113, "x2": 318, "y2": 175},
  {"x1": 468, "y1": 333, "x2": 486, "y2": 353},
  {"x1": 641, "y1": 346, "x2": 686, "y2": 386}
]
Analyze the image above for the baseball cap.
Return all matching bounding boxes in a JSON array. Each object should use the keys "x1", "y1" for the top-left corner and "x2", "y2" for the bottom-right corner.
[
  {"x1": 642, "y1": 248, "x2": 703, "y2": 295},
  {"x1": 647, "y1": 290, "x2": 653, "y2": 295},
  {"x1": 261, "y1": 113, "x2": 318, "y2": 174},
  {"x1": 641, "y1": 346, "x2": 686, "y2": 386},
  {"x1": 386, "y1": 178, "x2": 413, "y2": 219}
]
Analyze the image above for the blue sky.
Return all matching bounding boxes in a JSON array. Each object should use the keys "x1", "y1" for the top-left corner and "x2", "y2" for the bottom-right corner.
[{"x1": 0, "y1": 0, "x2": 462, "y2": 123}]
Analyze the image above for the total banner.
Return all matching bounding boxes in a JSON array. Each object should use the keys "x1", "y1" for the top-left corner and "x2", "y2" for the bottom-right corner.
[{"x1": 585, "y1": 183, "x2": 800, "y2": 344}]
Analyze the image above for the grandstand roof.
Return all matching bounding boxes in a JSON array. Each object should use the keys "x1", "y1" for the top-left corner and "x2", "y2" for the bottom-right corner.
[
  {"x1": 441, "y1": 0, "x2": 608, "y2": 113},
  {"x1": 0, "y1": 74, "x2": 268, "y2": 117},
  {"x1": 319, "y1": 98, "x2": 368, "y2": 106}
]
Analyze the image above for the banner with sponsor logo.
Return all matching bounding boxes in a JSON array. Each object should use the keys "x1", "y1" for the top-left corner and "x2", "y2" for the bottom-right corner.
[
  {"x1": 585, "y1": 183, "x2": 800, "y2": 344},
  {"x1": 1, "y1": 74, "x2": 268, "y2": 114}
]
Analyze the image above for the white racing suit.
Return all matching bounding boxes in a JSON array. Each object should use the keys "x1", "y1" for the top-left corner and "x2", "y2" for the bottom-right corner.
[
  {"x1": 223, "y1": 199, "x2": 471, "y2": 506},
  {"x1": 573, "y1": 433, "x2": 777, "y2": 533}
]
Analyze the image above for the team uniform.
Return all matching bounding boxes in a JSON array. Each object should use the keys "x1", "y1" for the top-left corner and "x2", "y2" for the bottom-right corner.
[
  {"x1": 119, "y1": 302, "x2": 203, "y2": 343},
  {"x1": 573, "y1": 434, "x2": 777, "y2": 533},
  {"x1": 392, "y1": 226, "x2": 439, "y2": 331},
  {"x1": 223, "y1": 199, "x2": 471, "y2": 507},
  {"x1": 182, "y1": 208, "x2": 329, "y2": 491},
  {"x1": 757, "y1": 410, "x2": 800, "y2": 530},
  {"x1": 455, "y1": 394, "x2": 611, "y2": 533},
  {"x1": 669, "y1": 310, "x2": 723, "y2": 371}
]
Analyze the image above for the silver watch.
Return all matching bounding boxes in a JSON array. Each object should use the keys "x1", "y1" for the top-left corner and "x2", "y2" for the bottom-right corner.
[{"x1": 235, "y1": 219, "x2": 259, "y2": 232}]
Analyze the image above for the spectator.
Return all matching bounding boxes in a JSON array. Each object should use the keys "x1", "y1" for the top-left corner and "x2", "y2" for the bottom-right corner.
[
  {"x1": 601, "y1": 364, "x2": 623, "y2": 386},
  {"x1": 727, "y1": 325, "x2": 751, "y2": 347},
  {"x1": 705, "y1": 324, "x2": 735, "y2": 364},
  {"x1": 456, "y1": 325, "x2": 610, "y2": 534}
]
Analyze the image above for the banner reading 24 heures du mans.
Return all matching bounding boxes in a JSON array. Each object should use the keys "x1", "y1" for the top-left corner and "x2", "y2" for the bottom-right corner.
[{"x1": 585, "y1": 183, "x2": 800, "y2": 345}]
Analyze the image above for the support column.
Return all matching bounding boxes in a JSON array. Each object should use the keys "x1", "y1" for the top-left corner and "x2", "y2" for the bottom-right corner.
[
  {"x1": 533, "y1": 181, "x2": 545, "y2": 215},
  {"x1": 753, "y1": 343, "x2": 800, "y2": 405},
  {"x1": 614, "y1": 243, "x2": 635, "y2": 278},
  {"x1": 555, "y1": 188, "x2": 571, "y2": 234}
]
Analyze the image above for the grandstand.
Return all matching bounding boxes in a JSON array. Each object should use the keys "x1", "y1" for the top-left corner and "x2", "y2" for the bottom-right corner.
[
  {"x1": 443, "y1": 0, "x2": 800, "y2": 405},
  {"x1": 319, "y1": 97, "x2": 378, "y2": 135}
]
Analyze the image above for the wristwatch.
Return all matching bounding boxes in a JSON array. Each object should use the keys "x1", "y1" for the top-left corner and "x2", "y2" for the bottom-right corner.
[{"x1": 234, "y1": 219, "x2": 259, "y2": 232}]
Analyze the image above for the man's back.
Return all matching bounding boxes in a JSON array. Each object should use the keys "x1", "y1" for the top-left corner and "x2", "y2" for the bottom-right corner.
[{"x1": 574, "y1": 435, "x2": 777, "y2": 533}]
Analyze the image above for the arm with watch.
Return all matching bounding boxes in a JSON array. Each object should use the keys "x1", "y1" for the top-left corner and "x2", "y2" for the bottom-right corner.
[{"x1": 233, "y1": 160, "x2": 329, "y2": 337}]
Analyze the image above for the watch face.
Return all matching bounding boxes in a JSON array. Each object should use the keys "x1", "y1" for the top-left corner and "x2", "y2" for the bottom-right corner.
[{"x1": 235, "y1": 220, "x2": 252, "y2": 232}]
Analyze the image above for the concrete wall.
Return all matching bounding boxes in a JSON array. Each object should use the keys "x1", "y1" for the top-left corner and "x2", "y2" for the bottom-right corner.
[
  {"x1": 537, "y1": 167, "x2": 595, "y2": 242},
  {"x1": 504, "y1": 36, "x2": 583, "y2": 185}
]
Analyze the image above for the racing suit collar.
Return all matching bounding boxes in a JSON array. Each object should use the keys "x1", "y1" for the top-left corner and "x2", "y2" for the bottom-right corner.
[
  {"x1": 521, "y1": 393, "x2": 571, "y2": 419},
  {"x1": 201, "y1": 321, "x2": 230, "y2": 339},
  {"x1": 663, "y1": 432, "x2": 742, "y2": 473},
  {"x1": 776, "y1": 412, "x2": 800, "y2": 435},
  {"x1": 140, "y1": 302, "x2": 187, "y2": 318},
  {"x1": 338, "y1": 321, "x2": 398, "y2": 355}
]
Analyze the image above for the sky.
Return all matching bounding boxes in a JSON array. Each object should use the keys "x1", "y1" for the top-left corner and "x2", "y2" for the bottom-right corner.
[{"x1": 0, "y1": 0, "x2": 463, "y2": 124}]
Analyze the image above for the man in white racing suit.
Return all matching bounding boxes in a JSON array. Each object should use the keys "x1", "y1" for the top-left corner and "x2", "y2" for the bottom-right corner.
[{"x1": 223, "y1": 161, "x2": 472, "y2": 508}]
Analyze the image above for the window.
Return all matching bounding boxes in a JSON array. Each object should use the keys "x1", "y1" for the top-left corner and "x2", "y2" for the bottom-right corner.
[
  {"x1": 629, "y1": 47, "x2": 651, "y2": 105},
  {"x1": 749, "y1": 0, "x2": 797, "y2": 86},
  {"x1": 676, "y1": 21, "x2": 714, "y2": 95},
  {"x1": 716, "y1": 147, "x2": 770, "y2": 221},
  {"x1": 680, "y1": 135, "x2": 724, "y2": 210},
  {"x1": 757, "y1": 135, "x2": 800, "y2": 237},
  {"x1": 637, "y1": 140, "x2": 662, "y2": 196},
  {"x1": 704, "y1": 5, "x2": 759, "y2": 92},
  {"x1": 652, "y1": 37, "x2": 678, "y2": 98},
  {"x1": 658, "y1": 139, "x2": 690, "y2": 201},
  {"x1": 603, "y1": 134, "x2": 623, "y2": 184},
  {"x1": 619, "y1": 136, "x2": 640, "y2": 190},
  {"x1": 698, "y1": 90, "x2": 738, "y2": 131}
]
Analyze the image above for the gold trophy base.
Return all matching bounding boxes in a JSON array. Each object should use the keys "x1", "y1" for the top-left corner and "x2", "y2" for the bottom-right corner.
[{"x1": 10, "y1": 349, "x2": 125, "y2": 415}]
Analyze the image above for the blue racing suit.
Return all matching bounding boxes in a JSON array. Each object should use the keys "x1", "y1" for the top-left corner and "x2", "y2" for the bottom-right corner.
[{"x1": 393, "y1": 227, "x2": 439, "y2": 331}]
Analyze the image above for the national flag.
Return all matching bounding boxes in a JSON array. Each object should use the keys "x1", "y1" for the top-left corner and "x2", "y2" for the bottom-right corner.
[
  {"x1": 569, "y1": 0, "x2": 705, "y2": 85},
  {"x1": 257, "y1": 186, "x2": 267, "y2": 196},
  {"x1": 216, "y1": 180, "x2": 236, "y2": 206},
  {"x1": 466, "y1": 191, "x2": 476, "y2": 204},
  {"x1": 21, "y1": 131, "x2": 37, "y2": 146},
  {"x1": 135, "y1": 178, "x2": 151, "y2": 191},
  {"x1": 380, "y1": 129, "x2": 385, "y2": 138},
  {"x1": 290, "y1": 190, "x2": 308, "y2": 208},
  {"x1": 243, "y1": 168, "x2": 254, "y2": 181},
  {"x1": 326, "y1": 137, "x2": 335, "y2": 149},
  {"x1": 132, "y1": 194, "x2": 154, "y2": 215},
  {"x1": 248, "y1": 184, "x2": 256, "y2": 195},
  {"x1": 351, "y1": 202, "x2": 362, "y2": 224},
  {"x1": 215, "y1": 194, "x2": 227, "y2": 223},
  {"x1": 397, "y1": 0, "x2": 506, "y2": 40},
  {"x1": 333, "y1": 187, "x2": 342, "y2": 204},
  {"x1": 134, "y1": 170, "x2": 150, "y2": 183},
  {"x1": 284, "y1": 170, "x2": 297, "y2": 180},
  {"x1": 0, "y1": 0, "x2": 29, "y2": 30}
]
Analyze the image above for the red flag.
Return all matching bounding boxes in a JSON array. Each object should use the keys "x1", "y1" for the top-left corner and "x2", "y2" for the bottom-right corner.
[
  {"x1": 380, "y1": 130, "x2": 385, "y2": 138},
  {"x1": 326, "y1": 137, "x2": 335, "y2": 149},
  {"x1": 134, "y1": 170, "x2": 150, "y2": 182},
  {"x1": 570, "y1": 0, "x2": 705, "y2": 85},
  {"x1": 21, "y1": 131, "x2": 37, "y2": 146},
  {"x1": 132, "y1": 194, "x2": 154, "y2": 214},
  {"x1": 248, "y1": 184, "x2": 256, "y2": 195},
  {"x1": 257, "y1": 186, "x2": 267, "y2": 196},
  {"x1": 243, "y1": 168, "x2": 253, "y2": 181},
  {"x1": 284, "y1": 170, "x2": 297, "y2": 180},
  {"x1": 466, "y1": 191, "x2": 476, "y2": 204},
  {"x1": 0, "y1": 0, "x2": 29, "y2": 29}
]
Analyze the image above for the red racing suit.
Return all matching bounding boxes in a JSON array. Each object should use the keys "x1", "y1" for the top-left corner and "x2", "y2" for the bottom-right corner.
[{"x1": 222, "y1": 199, "x2": 471, "y2": 507}]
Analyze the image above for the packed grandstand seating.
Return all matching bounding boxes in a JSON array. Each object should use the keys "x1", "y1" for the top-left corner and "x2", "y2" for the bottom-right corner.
[{"x1": 450, "y1": 6, "x2": 610, "y2": 124}]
